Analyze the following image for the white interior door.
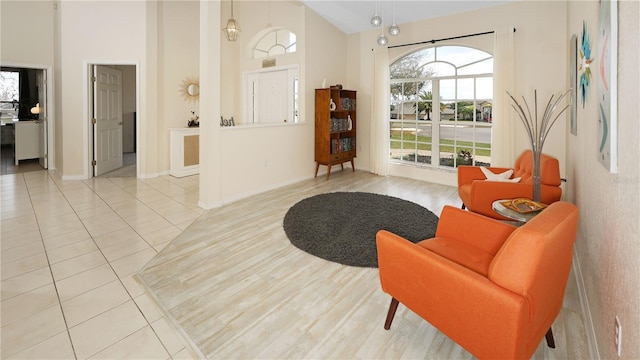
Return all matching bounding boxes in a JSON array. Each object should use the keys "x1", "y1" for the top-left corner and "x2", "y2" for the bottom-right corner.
[
  {"x1": 36, "y1": 69, "x2": 47, "y2": 168},
  {"x1": 93, "y1": 65, "x2": 123, "y2": 176}
]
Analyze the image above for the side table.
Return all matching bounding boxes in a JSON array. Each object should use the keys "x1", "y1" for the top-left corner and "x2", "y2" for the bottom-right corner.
[{"x1": 492, "y1": 199, "x2": 543, "y2": 223}]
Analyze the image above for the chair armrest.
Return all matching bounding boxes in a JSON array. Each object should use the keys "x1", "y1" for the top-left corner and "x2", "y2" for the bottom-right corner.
[
  {"x1": 458, "y1": 166, "x2": 512, "y2": 186},
  {"x1": 436, "y1": 206, "x2": 517, "y2": 255},
  {"x1": 464, "y1": 181, "x2": 538, "y2": 218},
  {"x1": 376, "y1": 230, "x2": 530, "y2": 358}
]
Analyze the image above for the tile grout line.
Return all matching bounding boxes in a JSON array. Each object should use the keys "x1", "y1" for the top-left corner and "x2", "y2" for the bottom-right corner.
[
  {"x1": 19, "y1": 171, "x2": 80, "y2": 360},
  {"x1": 4, "y1": 171, "x2": 183, "y2": 359},
  {"x1": 52, "y1": 173, "x2": 187, "y2": 359}
]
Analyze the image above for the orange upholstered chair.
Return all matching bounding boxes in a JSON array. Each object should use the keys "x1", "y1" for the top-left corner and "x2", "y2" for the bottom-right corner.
[
  {"x1": 376, "y1": 201, "x2": 579, "y2": 360},
  {"x1": 458, "y1": 150, "x2": 562, "y2": 220}
]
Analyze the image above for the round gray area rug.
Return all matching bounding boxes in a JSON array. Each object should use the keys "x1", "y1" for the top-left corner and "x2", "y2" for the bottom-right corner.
[{"x1": 283, "y1": 192, "x2": 439, "y2": 268}]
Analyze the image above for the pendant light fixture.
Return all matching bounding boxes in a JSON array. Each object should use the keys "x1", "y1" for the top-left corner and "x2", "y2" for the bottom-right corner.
[
  {"x1": 370, "y1": 1, "x2": 382, "y2": 27},
  {"x1": 388, "y1": 0, "x2": 400, "y2": 36},
  {"x1": 223, "y1": 0, "x2": 240, "y2": 42},
  {"x1": 376, "y1": 4, "x2": 388, "y2": 46}
]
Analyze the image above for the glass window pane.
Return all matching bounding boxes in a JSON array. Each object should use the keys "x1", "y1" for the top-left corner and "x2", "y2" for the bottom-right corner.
[
  {"x1": 458, "y1": 58, "x2": 494, "y2": 75},
  {"x1": 429, "y1": 62, "x2": 455, "y2": 77},
  {"x1": 440, "y1": 101, "x2": 455, "y2": 121},
  {"x1": 436, "y1": 46, "x2": 492, "y2": 67},
  {"x1": 456, "y1": 102, "x2": 475, "y2": 121},
  {"x1": 0, "y1": 71, "x2": 20, "y2": 121},
  {"x1": 401, "y1": 101, "x2": 416, "y2": 120},
  {"x1": 439, "y1": 144, "x2": 455, "y2": 167},
  {"x1": 268, "y1": 45, "x2": 286, "y2": 56},
  {"x1": 476, "y1": 77, "x2": 493, "y2": 99},
  {"x1": 476, "y1": 100, "x2": 493, "y2": 123},
  {"x1": 440, "y1": 79, "x2": 456, "y2": 100},
  {"x1": 457, "y1": 78, "x2": 474, "y2": 99},
  {"x1": 390, "y1": 48, "x2": 435, "y2": 79}
]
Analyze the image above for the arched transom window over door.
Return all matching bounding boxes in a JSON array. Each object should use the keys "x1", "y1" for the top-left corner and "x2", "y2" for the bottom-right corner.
[
  {"x1": 253, "y1": 28, "x2": 297, "y2": 59},
  {"x1": 389, "y1": 45, "x2": 493, "y2": 169}
]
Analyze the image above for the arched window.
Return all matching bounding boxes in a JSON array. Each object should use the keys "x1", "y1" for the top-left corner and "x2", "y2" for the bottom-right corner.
[
  {"x1": 389, "y1": 46, "x2": 493, "y2": 168},
  {"x1": 253, "y1": 28, "x2": 297, "y2": 59}
]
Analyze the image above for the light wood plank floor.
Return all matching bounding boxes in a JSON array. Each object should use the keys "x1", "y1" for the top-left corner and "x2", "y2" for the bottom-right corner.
[{"x1": 136, "y1": 170, "x2": 590, "y2": 359}]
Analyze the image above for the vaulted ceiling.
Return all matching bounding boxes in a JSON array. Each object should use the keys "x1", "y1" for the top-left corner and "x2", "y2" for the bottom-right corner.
[{"x1": 300, "y1": 1, "x2": 513, "y2": 35}]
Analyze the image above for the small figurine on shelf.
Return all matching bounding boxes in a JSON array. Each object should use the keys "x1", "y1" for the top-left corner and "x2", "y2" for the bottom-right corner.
[{"x1": 187, "y1": 111, "x2": 199, "y2": 127}]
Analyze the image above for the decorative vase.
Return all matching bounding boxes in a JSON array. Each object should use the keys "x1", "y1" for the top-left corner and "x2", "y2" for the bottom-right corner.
[
  {"x1": 347, "y1": 115, "x2": 353, "y2": 131},
  {"x1": 330, "y1": 98, "x2": 336, "y2": 111},
  {"x1": 532, "y1": 149, "x2": 542, "y2": 202},
  {"x1": 507, "y1": 89, "x2": 572, "y2": 203}
]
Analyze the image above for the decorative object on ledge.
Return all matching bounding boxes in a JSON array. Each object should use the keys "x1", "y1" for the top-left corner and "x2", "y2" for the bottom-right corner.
[
  {"x1": 223, "y1": 0, "x2": 240, "y2": 42},
  {"x1": 220, "y1": 116, "x2": 235, "y2": 127},
  {"x1": 579, "y1": 20, "x2": 592, "y2": 107},
  {"x1": 507, "y1": 89, "x2": 571, "y2": 202},
  {"x1": 187, "y1": 111, "x2": 199, "y2": 127}
]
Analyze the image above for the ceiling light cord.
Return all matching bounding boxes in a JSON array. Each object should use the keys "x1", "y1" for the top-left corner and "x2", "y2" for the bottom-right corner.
[
  {"x1": 377, "y1": 3, "x2": 388, "y2": 46},
  {"x1": 266, "y1": 0, "x2": 272, "y2": 28},
  {"x1": 389, "y1": 0, "x2": 400, "y2": 36},
  {"x1": 371, "y1": 1, "x2": 382, "y2": 27}
]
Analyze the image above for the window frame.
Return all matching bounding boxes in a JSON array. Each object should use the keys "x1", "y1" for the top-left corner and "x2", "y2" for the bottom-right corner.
[{"x1": 389, "y1": 45, "x2": 493, "y2": 169}]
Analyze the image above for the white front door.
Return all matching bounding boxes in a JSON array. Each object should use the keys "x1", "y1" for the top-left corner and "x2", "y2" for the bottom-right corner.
[
  {"x1": 36, "y1": 69, "x2": 47, "y2": 169},
  {"x1": 259, "y1": 70, "x2": 288, "y2": 123},
  {"x1": 93, "y1": 65, "x2": 123, "y2": 176}
]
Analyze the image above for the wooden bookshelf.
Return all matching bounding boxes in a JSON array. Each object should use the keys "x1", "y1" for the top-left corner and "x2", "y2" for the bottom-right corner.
[{"x1": 314, "y1": 88, "x2": 356, "y2": 180}]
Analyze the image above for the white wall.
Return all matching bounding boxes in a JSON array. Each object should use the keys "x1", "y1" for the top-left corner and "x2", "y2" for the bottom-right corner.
[
  {"x1": 48, "y1": 0, "x2": 199, "y2": 178},
  {"x1": 56, "y1": 1, "x2": 148, "y2": 178},
  {"x1": 1, "y1": 0, "x2": 56, "y2": 170},
  {"x1": 348, "y1": 1, "x2": 569, "y2": 187},
  {"x1": 210, "y1": 1, "x2": 348, "y2": 204},
  {"x1": 158, "y1": 1, "x2": 199, "y2": 172},
  {"x1": 0, "y1": 1, "x2": 54, "y2": 66},
  {"x1": 566, "y1": 1, "x2": 640, "y2": 358}
]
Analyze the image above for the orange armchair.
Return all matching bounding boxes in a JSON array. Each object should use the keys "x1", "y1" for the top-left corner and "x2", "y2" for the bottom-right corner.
[
  {"x1": 376, "y1": 201, "x2": 579, "y2": 360},
  {"x1": 458, "y1": 150, "x2": 562, "y2": 220}
]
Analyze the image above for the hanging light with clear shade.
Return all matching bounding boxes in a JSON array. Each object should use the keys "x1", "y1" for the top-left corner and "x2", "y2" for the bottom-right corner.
[
  {"x1": 376, "y1": 3, "x2": 388, "y2": 46},
  {"x1": 388, "y1": 0, "x2": 400, "y2": 36},
  {"x1": 370, "y1": 1, "x2": 382, "y2": 27},
  {"x1": 223, "y1": 0, "x2": 240, "y2": 42}
]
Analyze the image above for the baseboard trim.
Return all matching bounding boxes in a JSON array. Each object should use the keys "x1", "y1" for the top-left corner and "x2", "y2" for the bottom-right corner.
[{"x1": 573, "y1": 248, "x2": 600, "y2": 359}]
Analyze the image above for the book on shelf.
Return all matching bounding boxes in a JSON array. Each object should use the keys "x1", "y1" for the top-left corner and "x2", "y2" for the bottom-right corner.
[
  {"x1": 330, "y1": 137, "x2": 355, "y2": 154},
  {"x1": 329, "y1": 117, "x2": 353, "y2": 133},
  {"x1": 339, "y1": 97, "x2": 356, "y2": 111}
]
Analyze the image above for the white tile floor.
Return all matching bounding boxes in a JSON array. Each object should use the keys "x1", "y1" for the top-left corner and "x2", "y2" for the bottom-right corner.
[{"x1": 1, "y1": 170, "x2": 203, "y2": 359}]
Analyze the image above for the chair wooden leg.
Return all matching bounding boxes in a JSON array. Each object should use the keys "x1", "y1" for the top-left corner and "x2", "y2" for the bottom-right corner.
[
  {"x1": 384, "y1": 298, "x2": 399, "y2": 330},
  {"x1": 545, "y1": 327, "x2": 556, "y2": 348}
]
